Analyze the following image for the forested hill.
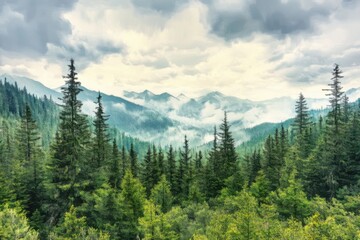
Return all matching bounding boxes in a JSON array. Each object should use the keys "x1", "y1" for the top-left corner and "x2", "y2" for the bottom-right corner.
[
  {"x1": 0, "y1": 76, "x2": 150, "y2": 154},
  {"x1": 1, "y1": 61, "x2": 360, "y2": 239},
  {"x1": 0, "y1": 78, "x2": 59, "y2": 147}
]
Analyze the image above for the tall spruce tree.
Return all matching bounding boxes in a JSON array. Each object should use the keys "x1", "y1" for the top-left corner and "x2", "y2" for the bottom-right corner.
[
  {"x1": 142, "y1": 146, "x2": 153, "y2": 197},
  {"x1": 342, "y1": 94, "x2": 350, "y2": 123},
  {"x1": 218, "y1": 112, "x2": 237, "y2": 180},
  {"x1": 16, "y1": 104, "x2": 44, "y2": 215},
  {"x1": 323, "y1": 64, "x2": 344, "y2": 133},
  {"x1": 166, "y1": 145, "x2": 177, "y2": 196},
  {"x1": 92, "y1": 93, "x2": 110, "y2": 169},
  {"x1": 294, "y1": 93, "x2": 310, "y2": 136},
  {"x1": 129, "y1": 142, "x2": 138, "y2": 178},
  {"x1": 50, "y1": 59, "x2": 91, "y2": 219},
  {"x1": 90, "y1": 93, "x2": 110, "y2": 189},
  {"x1": 109, "y1": 139, "x2": 121, "y2": 189},
  {"x1": 151, "y1": 145, "x2": 160, "y2": 186},
  {"x1": 248, "y1": 149, "x2": 261, "y2": 186},
  {"x1": 293, "y1": 94, "x2": 312, "y2": 160},
  {"x1": 177, "y1": 135, "x2": 191, "y2": 201},
  {"x1": 205, "y1": 126, "x2": 222, "y2": 198},
  {"x1": 120, "y1": 145, "x2": 128, "y2": 180},
  {"x1": 119, "y1": 170, "x2": 145, "y2": 239},
  {"x1": 320, "y1": 64, "x2": 346, "y2": 199},
  {"x1": 158, "y1": 147, "x2": 165, "y2": 177}
]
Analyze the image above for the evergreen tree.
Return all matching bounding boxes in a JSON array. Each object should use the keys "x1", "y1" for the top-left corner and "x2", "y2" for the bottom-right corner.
[
  {"x1": 205, "y1": 126, "x2": 222, "y2": 198},
  {"x1": 16, "y1": 104, "x2": 45, "y2": 217},
  {"x1": 90, "y1": 92, "x2": 111, "y2": 189},
  {"x1": 129, "y1": 142, "x2": 138, "y2": 178},
  {"x1": 218, "y1": 112, "x2": 237, "y2": 180},
  {"x1": 248, "y1": 150, "x2": 261, "y2": 186},
  {"x1": 293, "y1": 94, "x2": 312, "y2": 159},
  {"x1": 142, "y1": 146, "x2": 153, "y2": 197},
  {"x1": 166, "y1": 145, "x2": 177, "y2": 196},
  {"x1": 342, "y1": 94, "x2": 350, "y2": 123},
  {"x1": 119, "y1": 170, "x2": 145, "y2": 239},
  {"x1": 177, "y1": 135, "x2": 191, "y2": 201},
  {"x1": 120, "y1": 145, "x2": 128, "y2": 180},
  {"x1": 151, "y1": 175, "x2": 173, "y2": 213},
  {"x1": 158, "y1": 147, "x2": 165, "y2": 177},
  {"x1": 152, "y1": 145, "x2": 160, "y2": 187},
  {"x1": 195, "y1": 151, "x2": 203, "y2": 170},
  {"x1": 293, "y1": 93, "x2": 310, "y2": 135},
  {"x1": 109, "y1": 139, "x2": 121, "y2": 189},
  {"x1": 342, "y1": 111, "x2": 360, "y2": 187},
  {"x1": 263, "y1": 135, "x2": 281, "y2": 191},
  {"x1": 92, "y1": 92, "x2": 110, "y2": 169},
  {"x1": 49, "y1": 59, "x2": 91, "y2": 220},
  {"x1": 323, "y1": 63, "x2": 344, "y2": 134},
  {"x1": 322, "y1": 64, "x2": 346, "y2": 199}
]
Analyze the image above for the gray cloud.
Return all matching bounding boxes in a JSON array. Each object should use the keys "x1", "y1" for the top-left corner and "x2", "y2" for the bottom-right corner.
[
  {"x1": 50, "y1": 41, "x2": 122, "y2": 70},
  {"x1": 131, "y1": 0, "x2": 186, "y2": 14},
  {"x1": 207, "y1": 0, "x2": 340, "y2": 40},
  {"x1": 0, "y1": 0, "x2": 76, "y2": 56}
]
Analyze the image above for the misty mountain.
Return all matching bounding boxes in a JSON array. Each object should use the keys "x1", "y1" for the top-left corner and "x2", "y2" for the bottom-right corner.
[
  {"x1": 2, "y1": 74, "x2": 359, "y2": 147},
  {"x1": 0, "y1": 74, "x2": 61, "y2": 100}
]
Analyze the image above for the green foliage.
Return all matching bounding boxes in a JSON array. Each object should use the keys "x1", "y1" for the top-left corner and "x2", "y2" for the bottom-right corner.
[
  {"x1": 49, "y1": 59, "x2": 91, "y2": 220},
  {"x1": 271, "y1": 170, "x2": 311, "y2": 222},
  {"x1": 1, "y1": 62, "x2": 360, "y2": 239},
  {"x1": 177, "y1": 135, "x2": 192, "y2": 201},
  {"x1": 50, "y1": 205, "x2": 109, "y2": 240},
  {"x1": 0, "y1": 205, "x2": 39, "y2": 239},
  {"x1": 118, "y1": 170, "x2": 146, "y2": 238},
  {"x1": 151, "y1": 175, "x2": 173, "y2": 213}
]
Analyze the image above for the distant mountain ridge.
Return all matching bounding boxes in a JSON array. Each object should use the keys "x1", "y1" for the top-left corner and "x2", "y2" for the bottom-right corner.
[{"x1": 1, "y1": 73, "x2": 359, "y2": 147}]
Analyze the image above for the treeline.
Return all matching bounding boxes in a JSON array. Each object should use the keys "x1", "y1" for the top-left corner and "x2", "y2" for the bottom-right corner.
[{"x1": 1, "y1": 61, "x2": 360, "y2": 239}]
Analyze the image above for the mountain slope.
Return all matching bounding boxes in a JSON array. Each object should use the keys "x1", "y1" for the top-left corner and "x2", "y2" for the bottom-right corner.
[{"x1": 3, "y1": 73, "x2": 359, "y2": 147}]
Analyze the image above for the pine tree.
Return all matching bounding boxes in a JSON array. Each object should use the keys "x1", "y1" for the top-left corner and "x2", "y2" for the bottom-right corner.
[
  {"x1": 218, "y1": 112, "x2": 237, "y2": 180},
  {"x1": 324, "y1": 64, "x2": 346, "y2": 198},
  {"x1": 129, "y1": 142, "x2": 138, "y2": 178},
  {"x1": 248, "y1": 150, "x2": 261, "y2": 186},
  {"x1": 342, "y1": 94, "x2": 350, "y2": 123},
  {"x1": 92, "y1": 92, "x2": 110, "y2": 169},
  {"x1": 16, "y1": 104, "x2": 45, "y2": 216},
  {"x1": 152, "y1": 145, "x2": 160, "y2": 187},
  {"x1": 119, "y1": 170, "x2": 145, "y2": 239},
  {"x1": 342, "y1": 112, "x2": 360, "y2": 186},
  {"x1": 323, "y1": 64, "x2": 344, "y2": 134},
  {"x1": 294, "y1": 93, "x2": 310, "y2": 136},
  {"x1": 50, "y1": 59, "x2": 91, "y2": 219},
  {"x1": 90, "y1": 92, "x2": 110, "y2": 189},
  {"x1": 158, "y1": 147, "x2": 165, "y2": 177},
  {"x1": 177, "y1": 135, "x2": 191, "y2": 201},
  {"x1": 151, "y1": 175, "x2": 173, "y2": 213},
  {"x1": 120, "y1": 145, "x2": 128, "y2": 180},
  {"x1": 293, "y1": 94, "x2": 313, "y2": 160},
  {"x1": 263, "y1": 135, "x2": 279, "y2": 191},
  {"x1": 109, "y1": 139, "x2": 121, "y2": 189},
  {"x1": 166, "y1": 145, "x2": 177, "y2": 196},
  {"x1": 205, "y1": 126, "x2": 222, "y2": 198},
  {"x1": 17, "y1": 104, "x2": 40, "y2": 162},
  {"x1": 142, "y1": 146, "x2": 154, "y2": 197}
]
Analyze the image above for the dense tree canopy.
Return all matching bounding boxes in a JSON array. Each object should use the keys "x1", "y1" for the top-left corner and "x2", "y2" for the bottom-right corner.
[{"x1": 1, "y1": 62, "x2": 360, "y2": 239}]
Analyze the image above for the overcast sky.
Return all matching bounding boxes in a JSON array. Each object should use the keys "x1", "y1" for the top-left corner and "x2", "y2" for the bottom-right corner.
[{"x1": 1, "y1": 0, "x2": 360, "y2": 100}]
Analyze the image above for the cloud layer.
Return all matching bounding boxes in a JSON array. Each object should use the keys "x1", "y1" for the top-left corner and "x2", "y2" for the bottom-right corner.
[{"x1": 1, "y1": 0, "x2": 360, "y2": 100}]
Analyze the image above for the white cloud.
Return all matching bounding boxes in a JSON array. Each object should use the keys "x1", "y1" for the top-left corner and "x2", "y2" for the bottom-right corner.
[
  {"x1": 113, "y1": 102, "x2": 127, "y2": 112},
  {"x1": 1, "y1": 0, "x2": 360, "y2": 103}
]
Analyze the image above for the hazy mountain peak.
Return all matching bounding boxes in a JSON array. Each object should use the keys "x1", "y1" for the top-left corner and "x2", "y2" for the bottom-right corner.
[
  {"x1": 206, "y1": 91, "x2": 224, "y2": 97},
  {"x1": 0, "y1": 73, "x2": 61, "y2": 99},
  {"x1": 141, "y1": 89, "x2": 155, "y2": 96}
]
